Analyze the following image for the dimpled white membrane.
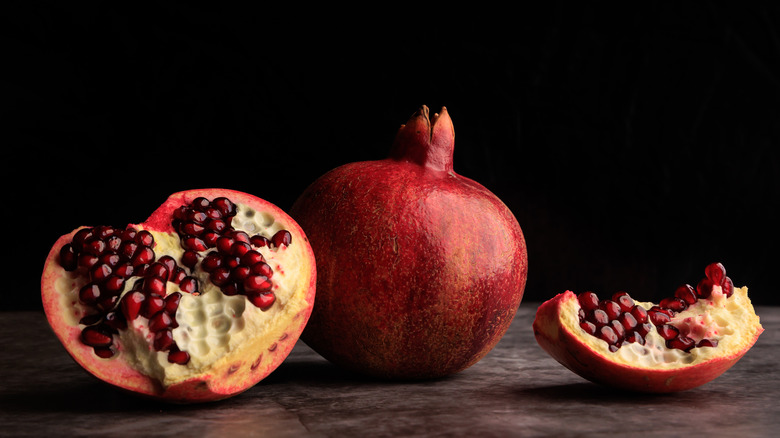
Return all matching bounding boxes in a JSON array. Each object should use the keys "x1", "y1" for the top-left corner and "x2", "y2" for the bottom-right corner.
[
  {"x1": 569, "y1": 285, "x2": 757, "y2": 369},
  {"x1": 111, "y1": 202, "x2": 306, "y2": 386}
]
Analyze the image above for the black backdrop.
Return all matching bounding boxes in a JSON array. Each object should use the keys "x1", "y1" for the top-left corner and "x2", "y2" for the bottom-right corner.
[{"x1": 5, "y1": 3, "x2": 779, "y2": 311}]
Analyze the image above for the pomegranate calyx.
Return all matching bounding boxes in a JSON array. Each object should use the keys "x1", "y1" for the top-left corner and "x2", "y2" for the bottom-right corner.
[{"x1": 389, "y1": 105, "x2": 455, "y2": 173}]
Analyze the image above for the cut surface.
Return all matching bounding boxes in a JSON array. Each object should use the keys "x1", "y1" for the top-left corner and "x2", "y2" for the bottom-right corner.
[
  {"x1": 533, "y1": 263, "x2": 763, "y2": 392},
  {"x1": 41, "y1": 189, "x2": 316, "y2": 402}
]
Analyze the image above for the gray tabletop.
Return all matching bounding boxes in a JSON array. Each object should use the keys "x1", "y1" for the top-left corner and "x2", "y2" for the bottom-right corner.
[{"x1": 1, "y1": 304, "x2": 777, "y2": 437}]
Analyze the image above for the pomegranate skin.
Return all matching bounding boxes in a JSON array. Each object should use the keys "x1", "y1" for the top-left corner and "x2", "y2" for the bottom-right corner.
[
  {"x1": 533, "y1": 290, "x2": 763, "y2": 393},
  {"x1": 41, "y1": 188, "x2": 316, "y2": 403},
  {"x1": 290, "y1": 106, "x2": 528, "y2": 379}
]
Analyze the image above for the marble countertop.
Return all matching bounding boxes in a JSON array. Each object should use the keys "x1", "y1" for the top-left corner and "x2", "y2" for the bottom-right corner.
[{"x1": 1, "y1": 304, "x2": 777, "y2": 437}]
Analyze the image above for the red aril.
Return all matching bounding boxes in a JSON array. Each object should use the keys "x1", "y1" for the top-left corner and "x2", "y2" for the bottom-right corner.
[
  {"x1": 289, "y1": 106, "x2": 528, "y2": 379},
  {"x1": 41, "y1": 189, "x2": 316, "y2": 403},
  {"x1": 533, "y1": 263, "x2": 763, "y2": 392}
]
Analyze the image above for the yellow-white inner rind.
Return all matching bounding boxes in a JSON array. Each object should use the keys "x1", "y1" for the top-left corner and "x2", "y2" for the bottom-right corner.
[
  {"x1": 57, "y1": 203, "x2": 309, "y2": 387},
  {"x1": 563, "y1": 286, "x2": 762, "y2": 369}
]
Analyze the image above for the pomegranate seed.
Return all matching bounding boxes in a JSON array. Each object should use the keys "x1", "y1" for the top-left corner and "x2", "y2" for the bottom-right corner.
[
  {"x1": 216, "y1": 236, "x2": 234, "y2": 254},
  {"x1": 153, "y1": 329, "x2": 175, "y2": 351},
  {"x1": 90, "y1": 263, "x2": 113, "y2": 281},
  {"x1": 580, "y1": 320, "x2": 597, "y2": 336},
  {"x1": 121, "y1": 291, "x2": 145, "y2": 321},
  {"x1": 201, "y1": 230, "x2": 220, "y2": 247},
  {"x1": 722, "y1": 276, "x2": 734, "y2": 297},
  {"x1": 230, "y1": 241, "x2": 252, "y2": 257},
  {"x1": 131, "y1": 246, "x2": 155, "y2": 266},
  {"x1": 210, "y1": 267, "x2": 232, "y2": 287},
  {"x1": 81, "y1": 326, "x2": 113, "y2": 348},
  {"x1": 114, "y1": 262, "x2": 134, "y2": 278},
  {"x1": 72, "y1": 228, "x2": 93, "y2": 248},
  {"x1": 229, "y1": 230, "x2": 251, "y2": 244},
  {"x1": 232, "y1": 265, "x2": 251, "y2": 282},
  {"x1": 201, "y1": 252, "x2": 223, "y2": 272},
  {"x1": 636, "y1": 322, "x2": 653, "y2": 337},
  {"x1": 101, "y1": 275, "x2": 125, "y2": 294},
  {"x1": 171, "y1": 267, "x2": 187, "y2": 284},
  {"x1": 168, "y1": 349, "x2": 190, "y2": 365},
  {"x1": 248, "y1": 291, "x2": 275, "y2": 310},
  {"x1": 598, "y1": 325, "x2": 620, "y2": 346},
  {"x1": 143, "y1": 277, "x2": 167, "y2": 296},
  {"x1": 609, "y1": 320, "x2": 626, "y2": 340},
  {"x1": 191, "y1": 196, "x2": 211, "y2": 211},
  {"x1": 250, "y1": 235, "x2": 269, "y2": 247},
  {"x1": 148, "y1": 312, "x2": 173, "y2": 332},
  {"x1": 625, "y1": 331, "x2": 645, "y2": 345},
  {"x1": 241, "y1": 250, "x2": 265, "y2": 267},
  {"x1": 99, "y1": 253, "x2": 120, "y2": 267},
  {"x1": 696, "y1": 278, "x2": 714, "y2": 299},
  {"x1": 179, "y1": 276, "x2": 199, "y2": 294},
  {"x1": 697, "y1": 339, "x2": 718, "y2": 348},
  {"x1": 164, "y1": 292, "x2": 181, "y2": 314},
  {"x1": 212, "y1": 197, "x2": 237, "y2": 217},
  {"x1": 78, "y1": 253, "x2": 99, "y2": 269},
  {"x1": 79, "y1": 313, "x2": 102, "y2": 326},
  {"x1": 659, "y1": 297, "x2": 688, "y2": 312},
  {"x1": 674, "y1": 284, "x2": 698, "y2": 305},
  {"x1": 668, "y1": 336, "x2": 695, "y2": 352},
  {"x1": 119, "y1": 241, "x2": 138, "y2": 259},
  {"x1": 648, "y1": 308, "x2": 672, "y2": 326},
  {"x1": 146, "y1": 262, "x2": 170, "y2": 280},
  {"x1": 79, "y1": 283, "x2": 101, "y2": 305},
  {"x1": 181, "y1": 222, "x2": 205, "y2": 236},
  {"x1": 577, "y1": 292, "x2": 600, "y2": 312},
  {"x1": 183, "y1": 236, "x2": 207, "y2": 252},
  {"x1": 59, "y1": 244, "x2": 78, "y2": 271},
  {"x1": 142, "y1": 295, "x2": 166, "y2": 318},
  {"x1": 589, "y1": 309, "x2": 610, "y2": 327},
  {"x1": 105, "y1": 235, "x2": 122, "y2": 252},
  {"x1": 221, "y1": 282, "x2": 242, "y2": 296},
  {"x1": 599, "y1": 300, "x2": 622, "y2": 320},
  {"x1": 611, "y1": 291, "x2": 634, "y2": 312},
  {"x1": 135, "y1": 230, "x2": 154, "y2": 247},
  {"x1": 206, "y1": 218, "x2": 227, "y2": 232},
  {"x1": 705, "y1": 262, "x2": 726, "y2": 285},
  {"x1": 84, "y1": 238, "x2": 107, "y2": 256},
  {"x1": 271, "y1": 230, "x2": 292, "y2": 248},
  {"x1": 657, "y1": 324, "x2": 680, "y2": 340},
  {"x1": 157, "y1": 256, "x2": 177, "y2": 277},
  {"x1": 181, "y1": 250, "x2": 199, "y2": 269},
  {"x1": 93, "y1": 347, "x2": 115, "y2": 358},
  {"x1": 617, "y1": 312, "x2": 638, "y2": 331},
  {"x1": 244, "y1": 274, "x2": 272, "y2": 292},
  {"x1": 250, "y1": 261, "x2": 273, "y2": 278},
  {"x1": 630, "y1": 305, "x2": 648, "y2": 324}
]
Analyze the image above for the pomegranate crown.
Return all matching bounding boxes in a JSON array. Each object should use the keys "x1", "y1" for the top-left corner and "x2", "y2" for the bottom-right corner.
[{"x1": 389, "y1": 105, "x2": 455, "y2": 173}]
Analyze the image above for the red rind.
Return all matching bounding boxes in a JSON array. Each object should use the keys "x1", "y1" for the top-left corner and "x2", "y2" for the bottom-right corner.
[
  {"x1": 41, "y1": 188, "x2": 316, "y2": 403},
  {"x1": 532, "y1": 291, "x2": 763, "y2": 393}
]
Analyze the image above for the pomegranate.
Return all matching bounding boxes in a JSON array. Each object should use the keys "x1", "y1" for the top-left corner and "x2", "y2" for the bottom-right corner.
[
  {"x1": 41, "y1": 189, "x2": 316, "y2": 402},
  {"x1": 533, "y1": 262, "x2": 763, "y2": 392},
  {"x1": 289, "y1": 106, "x2": 528, "y2": 379}
]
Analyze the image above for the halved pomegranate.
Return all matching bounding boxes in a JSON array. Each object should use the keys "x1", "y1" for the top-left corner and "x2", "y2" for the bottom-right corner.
[
  {"x1": 533, "y1": 263, "x2": 763, "y2": 392},
  {"x1": 41, "y1": 189, "x2": 316, "y2": 403}
]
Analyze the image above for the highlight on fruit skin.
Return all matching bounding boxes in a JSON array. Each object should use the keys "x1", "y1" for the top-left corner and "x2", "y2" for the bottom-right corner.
[
  {"x1": 40, "y1": 188, "x2": 316, "y2": 403},
  {"x1": 532, "y1": 263, "x2": 763, "y2": 393}
]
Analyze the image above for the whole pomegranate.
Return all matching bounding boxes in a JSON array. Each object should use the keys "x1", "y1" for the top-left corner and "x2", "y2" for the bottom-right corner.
[
  {"x1": 533, "y1": 262, "x2": 763, "y2": 392},
  {"x1": 41, "y1": 189, "x2": 316, "y2": 402},
  {"x1": 290, "y1": 106, "x2": 528, "y2": 379}
]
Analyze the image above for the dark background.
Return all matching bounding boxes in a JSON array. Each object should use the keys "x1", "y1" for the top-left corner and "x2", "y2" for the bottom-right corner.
[{"x1": 4, "y1": 3, "x2": 778, "y2": 311}]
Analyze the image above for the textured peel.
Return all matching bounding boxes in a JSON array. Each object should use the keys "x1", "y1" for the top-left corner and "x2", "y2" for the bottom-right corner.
[{"x1": 533, "y1": 286, "x2": 763, "y2": 392}]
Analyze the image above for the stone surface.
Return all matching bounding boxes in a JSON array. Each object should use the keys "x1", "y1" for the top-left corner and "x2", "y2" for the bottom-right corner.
[{"x1": 1, "y1": 304, "x2": 777, "y2": 437}]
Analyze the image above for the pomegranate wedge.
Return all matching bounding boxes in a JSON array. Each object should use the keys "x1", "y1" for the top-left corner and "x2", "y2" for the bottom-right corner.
[{"x1": 533, "y1": 263, "x2": 763, "y2": 392}]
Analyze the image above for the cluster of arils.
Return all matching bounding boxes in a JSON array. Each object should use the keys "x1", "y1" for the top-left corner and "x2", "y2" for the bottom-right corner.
[
  {"x1": 171, "y1": 196, "x2": 292, "y2": 310},
  {"x1": 577, "y1": 263, "x2": 731, "y2": 353},
  {"x1": 58, "y1": 195, "x2": 294, "y2": 363},
  {"x1": 60, "y1": 226, "x2": 193, "y2": 362}
]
